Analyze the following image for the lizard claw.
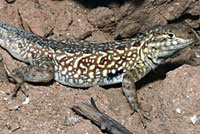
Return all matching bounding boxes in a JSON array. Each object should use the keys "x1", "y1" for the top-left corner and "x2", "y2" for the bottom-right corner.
[{"x1": 134, "y1": 105, "x2": 151, "y2": 128}]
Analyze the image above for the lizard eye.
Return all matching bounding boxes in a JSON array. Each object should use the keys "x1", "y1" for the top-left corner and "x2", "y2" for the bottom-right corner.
[{"x1": 168, "y1": 33, "x2": 174, "y2": 39}]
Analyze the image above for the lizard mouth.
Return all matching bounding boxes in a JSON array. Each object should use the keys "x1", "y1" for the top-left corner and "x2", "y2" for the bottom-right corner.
[
  {"x1": 163, "y1": 38, "x2": 196, "y2": 51},
  {"x1": 175, "y1": 39, "x2": 196, "y2": 50}
]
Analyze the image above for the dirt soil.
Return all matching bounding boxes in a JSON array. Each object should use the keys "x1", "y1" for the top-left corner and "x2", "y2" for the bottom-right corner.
[{"x1": 0, "y1": 0, "x2": 199, "y2": 134}]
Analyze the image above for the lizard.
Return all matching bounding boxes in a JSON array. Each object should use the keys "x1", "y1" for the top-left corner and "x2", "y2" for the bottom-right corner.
[{"x1": 0, "y1": 22, "x2": 196, "y2": 127}]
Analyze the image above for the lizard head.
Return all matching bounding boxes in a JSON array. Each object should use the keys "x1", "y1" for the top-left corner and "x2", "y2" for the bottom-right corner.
[{"x1": 142, "y1": 22, "x2": 197, "y2": 64}]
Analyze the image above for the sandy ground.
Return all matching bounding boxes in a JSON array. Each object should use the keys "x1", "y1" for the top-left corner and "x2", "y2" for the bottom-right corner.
[{"x1": 0, "y1": 0, "x2": 199, "y2": 134}]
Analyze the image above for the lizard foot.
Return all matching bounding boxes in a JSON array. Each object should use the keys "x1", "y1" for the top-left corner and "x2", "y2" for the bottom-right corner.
[
  {"x1": 132, "y1": 102, "x2": 151, "y2": 128},
  {"x1": 10, "y1": 69, "x2": 28, "y2": 99}
]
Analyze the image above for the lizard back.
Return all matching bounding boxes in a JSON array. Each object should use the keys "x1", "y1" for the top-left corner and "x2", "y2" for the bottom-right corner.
[{"x1": 0, "y1": 22, "x2": 196, "y2": 87}]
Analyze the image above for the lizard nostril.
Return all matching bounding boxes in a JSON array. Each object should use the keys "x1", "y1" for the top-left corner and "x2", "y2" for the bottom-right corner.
[{"x1": 188, "y1": 31, "x2": 193, "y2": 35}]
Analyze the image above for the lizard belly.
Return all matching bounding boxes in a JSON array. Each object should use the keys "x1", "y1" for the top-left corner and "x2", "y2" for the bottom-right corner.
[{"x1": 54, "y1": 70, "x2": 124, "y2": 88}]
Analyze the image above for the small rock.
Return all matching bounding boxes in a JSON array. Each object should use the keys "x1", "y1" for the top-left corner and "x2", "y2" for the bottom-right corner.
[
  {"x1": 176, "y1": 108, "x2": 181, "y2": 114},
  {"x1": 191, "y1": 115, "x2": 197, "y2": 124},
  {"x1": 62, "y1": 116, "x2": 79, "y2": 126}
]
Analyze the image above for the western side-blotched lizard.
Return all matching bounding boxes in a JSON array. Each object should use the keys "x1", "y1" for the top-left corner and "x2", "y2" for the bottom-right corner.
[{"x1": 0, "y1": 22, "x2": 196, "y2": 126}]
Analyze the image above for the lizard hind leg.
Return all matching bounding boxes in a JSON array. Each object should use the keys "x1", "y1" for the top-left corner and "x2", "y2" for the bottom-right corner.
[
  {"x1": 11, "y1": 56, "x2": 55, "y2": 97},
  {"x1": 122, "y1": 71, "x2": 151, "y2": 128},
  {"x1": 0, "y1": 54, "x2": 26, "y2": 98},
  {"x1": 10, "y1": 69, "x2": 26, "y2": 98},
  {"x1": 1, "y1": 54, "x2": 55, "y2": 98},
  {"x1": 22, "y1": 56, "x2": 55, "y2": 83}
]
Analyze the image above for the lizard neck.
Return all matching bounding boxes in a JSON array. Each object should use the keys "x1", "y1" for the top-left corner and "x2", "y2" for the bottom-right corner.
[{"x1": 125, "y1": 39, "x2": 158, "y2": 82}]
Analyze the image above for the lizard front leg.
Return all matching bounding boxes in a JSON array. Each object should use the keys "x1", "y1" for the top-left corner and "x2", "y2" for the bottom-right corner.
[
  {"x1": 122, "y1": 70, "x2": 151, "y2": 127},
  {"x1": 1, "y1": 54, "x2": 55, "y2": 98}
]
